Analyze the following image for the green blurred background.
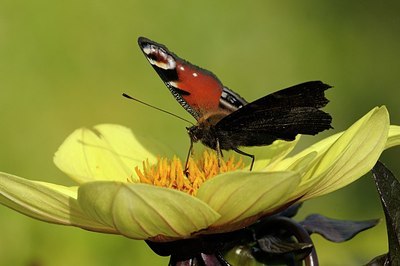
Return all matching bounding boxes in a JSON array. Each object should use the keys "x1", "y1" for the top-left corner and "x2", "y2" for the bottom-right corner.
[{"x1": 0, "y1": 1, "x2": 399, "y2": 265}]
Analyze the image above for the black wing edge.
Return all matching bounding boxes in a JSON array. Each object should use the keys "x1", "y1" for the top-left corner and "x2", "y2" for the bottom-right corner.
[
  {"x1": 138, "y1": 36, "x2": 169, "y2": 53},
  {"x1": 259, "y1": 81, "x2": 332, "y2": 109},
  {"x1": 215, "y1": 81, "x2": 333, "y2": 148}
]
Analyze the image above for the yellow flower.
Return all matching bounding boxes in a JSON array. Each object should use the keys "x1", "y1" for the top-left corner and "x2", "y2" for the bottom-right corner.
[{"x1": 0, "y1": 106, "x2": 399, "y2": 242}]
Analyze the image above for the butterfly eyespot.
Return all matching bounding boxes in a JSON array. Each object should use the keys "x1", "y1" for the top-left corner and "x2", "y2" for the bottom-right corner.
[
  {"x1": 142, "y1": 44, "x2": 176, "y2": 70},
  {"x1": 141, "y1": 44, "x2": 154, "y2": 55}
]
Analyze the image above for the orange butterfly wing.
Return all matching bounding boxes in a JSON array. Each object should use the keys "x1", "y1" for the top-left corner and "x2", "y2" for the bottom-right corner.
[{"x1": 138, "y1": 37, "x2": 247, "y2": 120}]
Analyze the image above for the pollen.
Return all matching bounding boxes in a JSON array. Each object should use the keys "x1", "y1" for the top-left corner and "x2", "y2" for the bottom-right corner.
[{"x1": 133, "y1": 150, "x2": 244, "y2": 195}]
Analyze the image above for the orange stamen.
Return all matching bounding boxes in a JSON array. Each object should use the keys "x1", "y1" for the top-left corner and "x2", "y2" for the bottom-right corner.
[{"x1": 133, "y1": 150, "x2": 244, "y2": 195}]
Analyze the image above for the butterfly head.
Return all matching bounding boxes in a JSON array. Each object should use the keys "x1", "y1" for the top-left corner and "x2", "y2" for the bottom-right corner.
[
  {"x1": 186, "y1": 113, "x2": 222, "y2": 150},
  {"x1": 186, "y1": 126, "x2": 200, "y2": 143}
]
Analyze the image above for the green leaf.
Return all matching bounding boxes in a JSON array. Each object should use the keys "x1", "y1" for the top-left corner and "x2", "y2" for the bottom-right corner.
[
  {"x1": 0, "y1": 172, "x2": 113, "y2": 232},
  {"x1": 196, "y1": 171, "x2": 300, "y2": 226},
  {"x1": 78, "y1": 182, "x2": 220, "y2": 239},
  {"x1": 54, "y1": 124, "x2": 168, "y2": 183}
]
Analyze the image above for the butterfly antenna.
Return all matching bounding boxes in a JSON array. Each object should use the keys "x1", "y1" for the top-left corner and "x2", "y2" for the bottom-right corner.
[{"x1": 122, "y1": 93, "x2": 194, "y2": 125}]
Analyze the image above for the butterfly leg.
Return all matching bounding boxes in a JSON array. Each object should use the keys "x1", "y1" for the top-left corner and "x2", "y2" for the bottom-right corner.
[
  {"x1": 184, "y1": 139, "x2": 194, "y2": 176},
  {"x1": 233, "y1": 148, "x2": 255, "y2": 171}
]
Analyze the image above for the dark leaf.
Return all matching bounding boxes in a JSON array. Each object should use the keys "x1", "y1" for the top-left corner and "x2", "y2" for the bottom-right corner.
[
  {"x1": 278, "y1": 203, "x2": 303, "y2": 218},
  {"x1": 169, "y1": 253, "x2": 231, "y2": 266},
  {"x1": 257, "y1": 235, "x2": 312, "y2": 255},
  {"x1": 248, "y1": 235, "x2": 312, "y2": 265},
  {"x1": 366, "y1": 253, "x2": 390, "y2": 266},
  {"x1": 371, "y1": 161, "x2": 400, "y2": 265},
  {"x1": 300, "y1": 214, "x2": 379, "y2": 242},
  {"x1": 248, "y1": 216, "x2": 318, "y2": 265}
]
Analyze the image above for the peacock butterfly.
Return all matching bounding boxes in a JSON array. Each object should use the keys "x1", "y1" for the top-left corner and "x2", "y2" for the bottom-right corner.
[{"x1": 138, "y1": 37, "x2": 332, "y2": 169}]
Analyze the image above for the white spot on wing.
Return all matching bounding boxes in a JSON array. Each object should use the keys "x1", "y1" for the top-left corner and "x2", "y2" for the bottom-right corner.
[
  {"x1": 179, "y1": 66, "x2": 185, "y2": 71},
  {"x1": 192, "y1": 72, "x2": 198, "y2": 77},
  {"x1": 143, "y1": 46, "x2": 151, "y2": 54},
  {"x1": 168, "y1": 81, "x2": 179, "y2": 88},
  {"x1": 167, "y1": 57, "x2": 176, "y2": 69}
]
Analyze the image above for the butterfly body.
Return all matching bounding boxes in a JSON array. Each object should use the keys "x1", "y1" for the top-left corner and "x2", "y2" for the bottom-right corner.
[{"x1": 138, "y1": 37, "x2": 332, "y2": 168}]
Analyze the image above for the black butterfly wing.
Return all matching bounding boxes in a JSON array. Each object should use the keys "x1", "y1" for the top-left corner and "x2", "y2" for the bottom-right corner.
[{"x1": 215, "y1": 81, "x2": 332, "y2": 149}]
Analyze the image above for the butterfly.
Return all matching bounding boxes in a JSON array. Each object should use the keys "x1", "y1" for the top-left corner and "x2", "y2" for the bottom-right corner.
[{"x1": 138, "y1": 36, "x2": 332, "y2": 169}]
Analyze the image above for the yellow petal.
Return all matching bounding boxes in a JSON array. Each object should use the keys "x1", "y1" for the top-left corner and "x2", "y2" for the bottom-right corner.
[
  {"x1": 0, "y1": 172, "x2": 114, "y2": 233},
  {"x1": 386, "y1": 125, "x2": 400, "y2": 149},
  {"x1": 78, "y1": 182, "x2": 220, "y2": 239},
  {"x1": 298, "y1": 106, "x2": 390, "y2": 200},
  {"x1": 274, "y1": 123, "x2": 399, "y2": 174},
  {"x1": 54, "y1": 124, "x2": 169, "y2": 183},
  {"x1": 196, "y1": 171, "x2": 300, "y2": 226},
  {"x1": 249, "y1": 136, "x2": 300, "y2": 171},
  {"x1": 270, "y1": 134, "x2": 340, "y2": 172}
]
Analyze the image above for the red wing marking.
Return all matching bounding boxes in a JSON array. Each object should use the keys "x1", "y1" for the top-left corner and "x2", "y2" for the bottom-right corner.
[
  {"x1": 173, "y1": 60, "x2": 223, "y2": 118},
  {"x1": 138, "y1": 37, "x2": 247, "y2": 121}
]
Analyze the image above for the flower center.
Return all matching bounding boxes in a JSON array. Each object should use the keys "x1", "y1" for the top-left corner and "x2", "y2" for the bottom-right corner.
[{"x1": 134, "y1": 150, "x2": 244, "y2": 195}]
